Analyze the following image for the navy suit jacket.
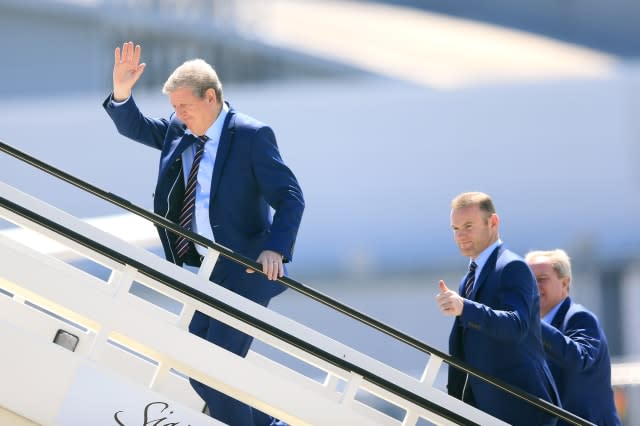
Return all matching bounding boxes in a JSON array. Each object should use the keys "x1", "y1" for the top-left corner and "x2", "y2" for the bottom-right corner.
[
  {"x1": 103, "y1": 95, "x2": 304, "y2": 303},
  {"x1": 542, "y1": 297, "x2": 621, "y2": 426},
  {"x1": 448, "y1": 244, "x2": 560, "y2": 425}
]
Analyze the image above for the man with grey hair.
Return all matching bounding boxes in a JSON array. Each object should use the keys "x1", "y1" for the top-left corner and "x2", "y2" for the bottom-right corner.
[
  {"x1": 104, "y1": 41, "x2": 304, "y2": 425},
  {"x1": 526, "y1": 249, "x2": 621, "y2": 425}
]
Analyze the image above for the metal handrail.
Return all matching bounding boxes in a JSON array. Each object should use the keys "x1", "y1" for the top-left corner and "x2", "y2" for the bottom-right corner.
[
  {"x1": 0, "y1": 194, "x2": 476, "y2": 425},
  {"x1": 0, "y1": 140, "x2": 593, "y2": 425}
]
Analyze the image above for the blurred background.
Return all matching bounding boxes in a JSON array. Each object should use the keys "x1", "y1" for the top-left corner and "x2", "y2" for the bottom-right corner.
[{"x1": 0, "y1": 0, "x2": 638, "y2": 423}]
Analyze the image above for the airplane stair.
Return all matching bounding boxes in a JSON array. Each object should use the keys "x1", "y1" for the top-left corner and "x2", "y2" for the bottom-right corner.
[{"x1": 0, "y1": 141, "x2": 590, "y2": 425}]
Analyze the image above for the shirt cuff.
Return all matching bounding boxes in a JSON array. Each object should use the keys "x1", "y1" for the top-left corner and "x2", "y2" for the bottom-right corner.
[{"x1": 110, "y1": 94, "x2": 130, "y2": 106}]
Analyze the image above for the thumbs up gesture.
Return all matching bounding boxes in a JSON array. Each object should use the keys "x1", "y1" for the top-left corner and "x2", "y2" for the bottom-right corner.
[{"x1": 436, "y1": 280, "x2": 465, "y2": 316}]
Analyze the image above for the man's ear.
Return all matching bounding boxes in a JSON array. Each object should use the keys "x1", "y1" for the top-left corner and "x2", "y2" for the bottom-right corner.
[
  {"x1": 206, "y1": 88, "x2": 216, "y2": 103},
  {"x1": 490, "y1": 213, "x2": 500, "y2": 228}
]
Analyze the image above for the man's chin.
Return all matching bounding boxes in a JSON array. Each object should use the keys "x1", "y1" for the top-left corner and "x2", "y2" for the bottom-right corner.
[{"x1": 458, "y1": 248, "x2": 473, "y2": 257}]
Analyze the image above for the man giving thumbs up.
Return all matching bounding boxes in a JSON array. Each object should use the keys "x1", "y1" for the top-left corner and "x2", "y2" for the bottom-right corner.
[{"x1": 435, "y1": 192, "x2": 559, "y2": 426}]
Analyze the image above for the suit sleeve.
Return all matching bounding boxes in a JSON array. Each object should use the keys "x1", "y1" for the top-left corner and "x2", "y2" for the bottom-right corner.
[
  {"x1": 541, "y1": 311, "x2": 602, "y2": 372},
  {"x1": 102, "y1": 94, "x2": 169, "y2": 150},
  {"x1": 459, "y1": 260, "x2": 534, "y2": 342},
  {"x1": 250, "y1": 126, "x2": 304, "y2": 261}
]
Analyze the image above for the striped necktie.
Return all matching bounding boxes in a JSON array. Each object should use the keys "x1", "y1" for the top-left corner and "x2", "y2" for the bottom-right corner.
[
  {"x1": 464, "y1": 261, "x2": 478, "y2": 299},
  {"x1": 175, "y1": 136, "x2": 208, "y2": 259}
]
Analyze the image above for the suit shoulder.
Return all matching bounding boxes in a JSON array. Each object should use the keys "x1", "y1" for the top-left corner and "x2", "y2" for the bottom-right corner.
[
  {"x1": 496, "y1": 247, "x2": 527, "y2": 269},
  {"x1": 232, "y1": 110, "x2": 269, "y2": 131},
  {"x1": 501, "y1": 247, "x2": 524, "y2": 261},
  {"x1": 231, "y1": 113, "x2": 277, "y2": 149},
  {"x1": 565, "y1": 302, "x2": 599, "y2": 324}
]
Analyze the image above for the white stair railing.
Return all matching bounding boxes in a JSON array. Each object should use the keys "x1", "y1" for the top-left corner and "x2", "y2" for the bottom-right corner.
[{"x1": 0, "y1": 182, "x2": 506, "y2": 425}]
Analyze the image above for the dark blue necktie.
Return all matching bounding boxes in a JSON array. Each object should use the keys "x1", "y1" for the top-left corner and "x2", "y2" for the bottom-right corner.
[
  {"x1": 175, "y1": 136, "x2": 208, "y2": 259},
  {"x1": 464, "y1": 261, "x2": 477, "y2": 298}
]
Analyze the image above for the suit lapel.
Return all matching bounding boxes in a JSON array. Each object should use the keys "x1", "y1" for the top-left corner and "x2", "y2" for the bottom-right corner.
[
  {"x1": 468, "y1": 245, "x2": 501, "y2": 300},
  {"x1": 209, "y1": 108, "x2": 236, "y2": 202},
  {"x1": 154, "y1": 130, "x2": 196, "y2": 224},
  {"x1": 551, "y1": 297, "x2": 572, "y2": 330},
  {"x1": 159, "y1": 131, "x2": 196, "y2": 178}
]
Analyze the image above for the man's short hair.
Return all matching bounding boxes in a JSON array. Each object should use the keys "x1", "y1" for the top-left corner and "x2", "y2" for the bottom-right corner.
[
  {"x1": 451, "y1": 191, "x2": 496, "y2": 218},
  {"x1": 525, "y1": 249, "x2": 573, "y2": 289},
  {"x1": 162, "y1": 59, "x2": 223, "y2": 102}
]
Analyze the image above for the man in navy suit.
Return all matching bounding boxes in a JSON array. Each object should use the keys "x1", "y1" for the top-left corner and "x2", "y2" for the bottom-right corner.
[
  {"x1": 435, "y1": 191, "x2": 558, "y2": 425},
  {"x1": 526, "y1": 249, "x2": 621, "y2": 426},
  {"x1": 104, "y1": 41, "x2": 304, "y2": 425}
]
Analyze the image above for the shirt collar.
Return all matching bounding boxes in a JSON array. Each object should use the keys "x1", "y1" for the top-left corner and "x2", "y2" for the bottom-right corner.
[
  {"x1": 542, "y1": 298, "x2": 566, "y2": 324},
  {"x1": 471, "y1": 238, "x2": 502, "y2": 275}
]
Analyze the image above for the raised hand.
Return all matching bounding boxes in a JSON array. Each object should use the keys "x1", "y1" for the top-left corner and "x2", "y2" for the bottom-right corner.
[{"x1": 112, "y1": 41, "x2": 146, "y2": 102}]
